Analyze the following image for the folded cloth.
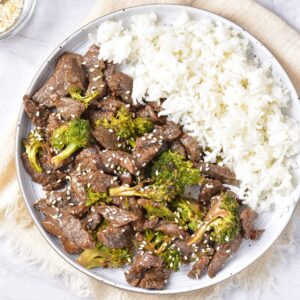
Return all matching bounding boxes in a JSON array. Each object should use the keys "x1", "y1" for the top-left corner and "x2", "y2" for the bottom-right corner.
[{"x1": 0, "y1": 0, "x2": 299, "y2": 299}]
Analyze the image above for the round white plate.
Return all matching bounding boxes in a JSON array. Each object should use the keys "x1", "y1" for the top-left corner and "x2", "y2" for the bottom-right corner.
[{"x1": 16, "y1": 4, "x2": 300, "y2": 294}]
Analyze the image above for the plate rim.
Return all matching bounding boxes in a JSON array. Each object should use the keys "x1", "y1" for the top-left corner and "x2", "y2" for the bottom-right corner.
[{"x1": 15, "y1": 3, "x2": 300, "y2": 295}]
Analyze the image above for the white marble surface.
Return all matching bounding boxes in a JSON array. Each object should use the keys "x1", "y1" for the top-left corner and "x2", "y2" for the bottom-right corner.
[{"x1": 0, "y1": 0, "x2": 300, "y2": 299}]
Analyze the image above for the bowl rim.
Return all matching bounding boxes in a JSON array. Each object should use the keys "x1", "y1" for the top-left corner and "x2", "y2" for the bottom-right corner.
[{"x1": 15, "y1": 3, "x2": 300, "y2": 295}]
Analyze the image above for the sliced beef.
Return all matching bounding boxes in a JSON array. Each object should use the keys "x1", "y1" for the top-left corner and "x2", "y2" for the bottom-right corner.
[
  {"x1": 188, "y1": 255, "x2": 211, "y2": 279},
  {"x1": 133, "y1": 130, "x2": 166, "y2": 169},
  {"x1": 97, "y1": 96, "x2": 125, "y2": 113},
  {"x1": 120, "y1": 172, "x2": 132, "y2": 185},
  {"x1": 98, "y1": 150, "x2": 137, "y2": 175},
  {"x1": 70, "y1": 170, "x2": 117, "y2": 203},
  {"x1": 170, "y1": 139, "x2": 186, "y2": 157},
  {"x1": 160, "y1": 121, "x2": 182, "y2": 142},
  {"x1": 125, "y1": 252, "x2": 170, "y2": 290},
  {"x1": 83, "y1": 45, "x2": 106, "y2": 96},
  {"x1": 155, "y1": 221, "x2": 186, "y2": 238},
  {"x1": 143, "y1": 217, "x2": 160, "y2": 230},
  {"x1": 105, "y1": 67, "x2": 133, "y2": 104},
  {"x1": 198, "y1": 179, "x2": 223, "y2": 205},
  {"x1": 239, "y1": 207, "x2": 263, "y2": 240},
  {"x1": 81, "y1": 209, "x2": 103, "y2": 231},
  {"x1": 22, "y1": 152, "x2": 66, "y2": 191},
  {"x1": 97, "y1": 223, "x2": 133, "y2": 249},
  {"x1": 33, "y1": 53, "x2": 87, "y2": 107},
  {"x1": 45, "y1": 113, "x2": 64, "y2": 138},
  {"x1": 180, "y1": 133, "x2": 202, "y2": 162},
  {"x1": 174, "y1": 240, "x2": 194, "y2": 259},
  {"x1": 23, "y1": 95, "x2": 50, "y2": 127},
  {"x1": 196, "y1": 162, "x2": 237, "y2": 185},
  {"x1": 207, "y1": 233, "x2": 242, "y2": 278},
  {"x1": 54, "y1": 96, "x2": 85, "y2": 121},
  {"x1": 136, "y1": 104, "x2": 166, "y2": 125},
  {"x1": 74, "y1": 146, "x2": 103, "y2": 171},
  {"x1": 98, "y1": 205, "x2": 138, "y2": 227},
  {"x1": 41, "y1": 210, "x2": 95, "y2": 254}
]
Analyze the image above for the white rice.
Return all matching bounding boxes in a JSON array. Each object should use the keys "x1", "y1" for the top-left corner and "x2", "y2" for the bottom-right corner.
[{"x1": 93, "y1": 12, "x2": 300, "y2": 212}]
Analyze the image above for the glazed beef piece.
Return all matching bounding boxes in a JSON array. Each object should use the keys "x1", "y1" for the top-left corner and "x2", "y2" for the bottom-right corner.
[
  {"x1": 143, "y1": 217, "x2": 160, "y2": 230},
  {"x1": 188, "y1": 255, "x2": 211, "y2": 279},
  {"x1": 207, "y1": 233, "x2": 242, "y2": 278},
  {"x1": 132, "y1": 130, "x2": 166, "y2": 169},
  {"x1": 174, "y1": 240, "x2": 194, "y2": 259},
  {"x1": 195, "y1": 162, "x2": 237, "y2": 185},
  {"x1": 198, "y1": 179, "x2": 223, "y2": 204},
  {"x1": 21, "y1": 152, "x2": 66, "y2": 191},
  {"x1": 83, "y1": 45, "x2": 106, "y2": 96},
  {"x1": 97, "y1": 96, "x2": 125, "y2": 113},
  {"x1": 159, "y1": 121, "x2": 182, "y2": 142},
  {"x1": 70, "y1": 170, "x2": 118, "y2": 203},
  {"x1": 23, "y1": 95, "x2": 51, "y2": 127},
  {"x1": 97, "y1": 223, "x2": 133, "y2": 249},
  {"x1": 98, "y1": 150, "x2": 137, "y2": 175},
  {"x1": 81, "y1": 209, "x2": 103, "y2": 231},
  {"x1": 45, "y1": 113, "x2": 64, "y2": 138},
  {"x1": 155, "y1": 221, "x2": 186, "y2": 238},
  {"x1": 42, "y1": 210, "x2": 95, "y2": 254},
  {"x1": 136, "y1": 104, "x2": 166, "y2": 125},
  {"x1": 239, "y1": 207, "x2": 263, "y2": 240},
  {"x1": 98, "y1": 205, "x2": 138, "y2": 227},
  {"x1": 180, "y1": 133, "x2": 202, "y2": 162},
  {"x1": 125, "y1": 252, "x2": 171, "y2": 290},
  {"x1": 105, "y1": 66, "x2": 134, "y2": 105},
  {"x1": 33, "y1": 53, "x2": 87, "y2": 107},
  {"x1": 74, "y1": 146, "x2": 103, "y2": 172},
  {"x1": 54, "y1": 96, "x2": 85, "y2": 121},
  {"x1": 170, "y1": 139, "x2": 186, "y2": 157}
]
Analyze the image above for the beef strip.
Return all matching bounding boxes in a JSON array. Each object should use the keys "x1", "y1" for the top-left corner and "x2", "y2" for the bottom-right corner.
[
  {"x1": 81, "y1": 209, "x2": 103, "y2": 231},
  {"x1": 45, "y1": 113, "x2": 64, "y2": 138},
  {"x1": 97, "y1": 223, "x2": 133, "y2": 249},
  {"x1": 136, "y1": 104, "x2": 166, "y2": 125},
  {"x1": 33, "y1": 53, "x2": 87, "y2": 107},
  {"x1": 70, "y1": 170, "x2": 118, "y2": 203},
  {"x1": 143, "y1": 217, "x2": 160, "y2": 230},
  {"x1": 198, "y1": 179, "x2": 223, "y2": 205},
  {"x1": 180, "y1": 133, "x2": 202, "y2": 162},
  {"x1": 54, "y1": 96, "x2": 85, "y2": 121},
  {"x1": 23, "y1": 95, "x2": 51, "y2": 127},
  {"x1": 83, "y1": 45, "x2": 107, "y2": 96},
  {"x1": 159, "y1": 121, "x2": 182, "y2": 142},
  {"x1": 125, "y1": 252, "x2": 170, "y2": 290},
  {"x1": 74, "y1": 146, "x2": 103, "y2": 172},
  {"x1": 97, "y1": 96, "x2": 125, "y2": 113},
  {"x1": 195, "y1": 162, "x2": 237, "y2": 185},
  {"x1": 174, "y1": 240, "x2": 194, "y2": 259},
  {"x1": 155, "y1": 221, "x2": 186, "y2": 238},
  {"x1": 170, "y1": 139, "x2": 186, "y2": 157},
  {"x1": 98, "y1": 205, "x2": 138, "y2": 227},
  {"x1": 239, "y1": 207, "x2": 263, "y2": 240},
  {"x1": 42, "y1": 209, "x2": 95, "y2": 254},
  {"x1": 132, "y1": 130, "x2": 167, "y2": 169},
  {"x1": 22, "y1": 152, "x2": 66, "y2": 191},
  {"x1": 105, "y1": 66, "x2": 134, "y2": 105},
  {"x1": 207, "y1": 233, "x2": 242, "y2": 278},
  {"x1": 98, "y1": 150, "x2": 137, "y2": 175},
  {"x1": 188, "y1": 255, "x2": 211, "y2": 279}
]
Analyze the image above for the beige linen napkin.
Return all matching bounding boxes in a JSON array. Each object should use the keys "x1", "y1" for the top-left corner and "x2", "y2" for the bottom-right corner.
[{"x1": 0, "y1": 0, "x2": 299, "y2": 299}]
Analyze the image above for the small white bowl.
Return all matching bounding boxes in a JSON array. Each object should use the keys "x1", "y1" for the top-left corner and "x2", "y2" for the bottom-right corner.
[{"x1": 0, "y1": 0, "x2": 36, "y2": 41}]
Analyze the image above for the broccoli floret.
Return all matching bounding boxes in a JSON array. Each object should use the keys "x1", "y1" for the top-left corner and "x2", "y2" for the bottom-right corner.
[
  {"x1": 85, "y1": 189, "x2": 112, "y2": 207},
  {"x1": 23, "y1": 129, "x2": 44, "y2": 173},
  {"x1": 152, "y1": 150, "x2": 202, "y2": 194},
  {"x1": 160, "y1": 248, "x2": 181, "y2": 271},
  {"x1": 77, "y1": 243, "x2": 132, "y2": 269},
  {"x1": 139, "y1": 199, "x2": 175, "y2": 221},
  {"x1": 96, "y1": 106, "x2": 153, "y2": 147},
  {"x1": 143, "y1": 230, "x2": 181, "y2": 271},
  {"x1": 50, "y1": 119, "x2": 91, "y2": 167},
  {"x1": 109, "y1": 181, "x2": 177, "y2": 203},
  {"x1": 188, "y1": 192, "x2": 241, "y2": 245},
  {"x1": 68, "y1": 87, "x2": 100, "y2": 107},
  {"x1": 175, "y1": 199, "x2": 204, "y2": 231}
]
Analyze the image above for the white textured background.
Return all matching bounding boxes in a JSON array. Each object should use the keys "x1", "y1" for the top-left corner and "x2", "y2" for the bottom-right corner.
[{"x1": 0, "y1": 1, "x2": 299, "y2": 299}]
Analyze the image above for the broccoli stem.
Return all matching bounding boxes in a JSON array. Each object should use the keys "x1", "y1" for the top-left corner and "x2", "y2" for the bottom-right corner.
[
  {"x1": 51, "y1": 143, "x2": 79, "y2": 167},
  {"x1": 28, "y1": 142, "x2": 43, "y2": 173},
  {"x1": 109, "y1": 184, "x2": 144, "y2": 198}
]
